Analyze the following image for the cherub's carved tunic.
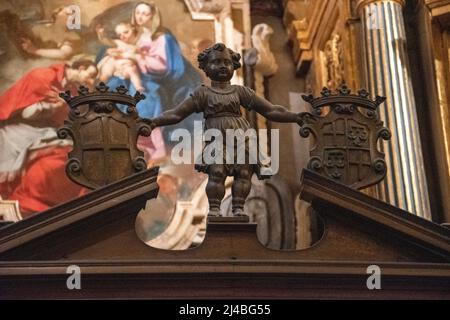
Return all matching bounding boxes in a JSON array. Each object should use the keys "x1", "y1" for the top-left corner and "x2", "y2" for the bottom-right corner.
[{"x1": 191, "y1": 84, "x2": 263, "y2": 176}]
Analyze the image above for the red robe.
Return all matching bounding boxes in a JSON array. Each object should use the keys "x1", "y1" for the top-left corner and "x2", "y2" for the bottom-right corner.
[
  {"x1": 0, "y1": 64, "x2": 65, "y2": 121},
  {"x1": 0, "y1": 64, "x2": 86, "y2": 217}
]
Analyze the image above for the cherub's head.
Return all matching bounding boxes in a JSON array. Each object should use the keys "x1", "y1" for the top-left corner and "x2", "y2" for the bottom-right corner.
[
  {"x1": 115, "y1": 22, "x2": 137, "y2": 44},
  {"x1": 197, "y1": 43, "x2": 241, "y2": 82},
  {"x1": 67, "y1": 59, "x2": 98, "y2": 88}
]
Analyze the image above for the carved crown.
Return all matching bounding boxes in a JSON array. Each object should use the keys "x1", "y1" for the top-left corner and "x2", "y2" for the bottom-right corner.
[
  {"x1": 59, "y1": 82, "x2": 146, "y2": 110},
  {"x1": 301, "y1": 84, "x2": 386, "y2": 113}
]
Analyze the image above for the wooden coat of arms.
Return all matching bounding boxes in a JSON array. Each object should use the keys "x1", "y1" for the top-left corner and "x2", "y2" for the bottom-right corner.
[
  {"x1": 57, "y1": 83, "x2": 152, "y2": 189},
  {"x1": 299, "y1": 85, "x2": 391, "y2": 190}
]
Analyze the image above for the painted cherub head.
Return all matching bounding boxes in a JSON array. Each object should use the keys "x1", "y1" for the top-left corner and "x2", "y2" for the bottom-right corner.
[
  {"x1": 115, "y1": 22, "x2": 138, "y2": 44},
  {"x1": 197, "y1": 43, "x2": 241, "y2": 82}
]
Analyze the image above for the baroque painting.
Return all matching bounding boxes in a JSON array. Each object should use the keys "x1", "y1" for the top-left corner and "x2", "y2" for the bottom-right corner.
[{"x1": 0, "y1": 0, "x2": 215, "y2": 227}]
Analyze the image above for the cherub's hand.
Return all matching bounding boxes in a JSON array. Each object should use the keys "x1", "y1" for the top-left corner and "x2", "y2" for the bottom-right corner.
[
  {"x1": 135, "y1": 86, "x2": 146, "y2": 93},
  {"x1": 137, "y1": 46, "x2": 149, "y2": 55},
  {"x1": 141, "y1": 117, "x2": 156, "y2": 130},
  {"x1": 44, "y1": 86, "x2": 64, "y2": 104},
  {"x1": 296, "y1": 112, "x2": 316, "y2": 126},
  {"x1": 123, "y1": 45, "x2": 140, "y2": 54},
  {"x1": 21, "y1": 38, "x2": 37, "y2": 54},
  {"x1": 136, "y1": 118, "x2": 155, "y2": 137},
  {"x1": 106, "y1": 48, "x2": 120, "y2": 57}
]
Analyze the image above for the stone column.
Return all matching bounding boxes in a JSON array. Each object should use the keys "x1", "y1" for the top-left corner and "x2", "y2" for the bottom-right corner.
[{"x1": 357, "y1": 0, "x2": 431, "y2": 219}]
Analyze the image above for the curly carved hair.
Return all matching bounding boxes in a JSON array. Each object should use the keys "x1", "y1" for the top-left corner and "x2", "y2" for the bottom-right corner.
[{"x1": 197, "y1": 43, "x2": 241, "y2": 72}]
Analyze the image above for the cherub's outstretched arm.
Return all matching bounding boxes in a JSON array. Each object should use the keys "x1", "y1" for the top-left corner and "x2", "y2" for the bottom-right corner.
[
  {"x1": 146, "y1": 96, "x2": 197, "y2": 128},
  {"x1": 252, "y1": 95, "x2": 299, "y2": 123},
  {"x1": 21, "y1": 38, "x2": 74, "y2": 60}
]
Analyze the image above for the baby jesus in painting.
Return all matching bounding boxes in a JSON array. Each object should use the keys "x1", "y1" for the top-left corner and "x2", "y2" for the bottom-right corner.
[
  {"x1": 96, "y1": 22, "x2": 145, "y2": 92},
  {"x1": 144, "y1": 43, "x2": 307, "y2": 217}
]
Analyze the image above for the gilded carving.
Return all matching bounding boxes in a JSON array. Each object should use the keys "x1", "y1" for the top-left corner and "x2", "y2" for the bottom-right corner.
[{"x1": 323, "y1": 34, "x2": 345, "y2": 89}]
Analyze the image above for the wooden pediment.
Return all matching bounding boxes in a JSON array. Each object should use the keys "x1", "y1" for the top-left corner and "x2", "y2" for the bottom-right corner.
[
  {"x1": 0, "y1": 168, "x2": 448, "y2": 299},
  {"x1": 0, "y1": 167, "x2": 159, "y2": 260},
  {"x1": 299, "y1": 170, "x2": 450, "y2": 263}
]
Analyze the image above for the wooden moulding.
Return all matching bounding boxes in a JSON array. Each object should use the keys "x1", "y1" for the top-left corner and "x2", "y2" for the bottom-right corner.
[
  {"x1": 0, "y1": 167, "x2": 159, "y2": 256},
  {"x1": 0, "y1": 169, "x2": 449, "y2": 298}
]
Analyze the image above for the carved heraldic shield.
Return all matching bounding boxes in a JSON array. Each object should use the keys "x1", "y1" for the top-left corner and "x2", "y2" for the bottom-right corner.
[
  {"x1": 57, "y1": 83, "x2": 152, "y2": 189},
  {"x1": 298, "y1": 85, "x2": 391, "y2": 190}
]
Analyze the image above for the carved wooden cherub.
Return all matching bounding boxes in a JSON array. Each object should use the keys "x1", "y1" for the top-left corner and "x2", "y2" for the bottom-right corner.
[{"x1": 146, "y1": 43, "x2": 304, "y2": 217}]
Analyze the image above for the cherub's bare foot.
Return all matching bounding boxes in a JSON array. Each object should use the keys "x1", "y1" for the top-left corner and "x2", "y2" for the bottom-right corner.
[
  {"x1": 136, "y1": 86, "x2": 145, "y2": 93},
  {"x1": 232, "y1": 208, "x2": 247, "y2": 217},
  {"x1": 208, "y1": 208, "x2": 222, "y2": 217}
]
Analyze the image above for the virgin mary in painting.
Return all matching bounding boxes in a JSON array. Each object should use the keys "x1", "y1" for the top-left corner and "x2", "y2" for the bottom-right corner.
[
  {"x1": 95, "y1": 1, "x2": 202, "y2": 143},
  {"x1": 0, "y1": 1, "x2": 208, "y2": 217}
]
